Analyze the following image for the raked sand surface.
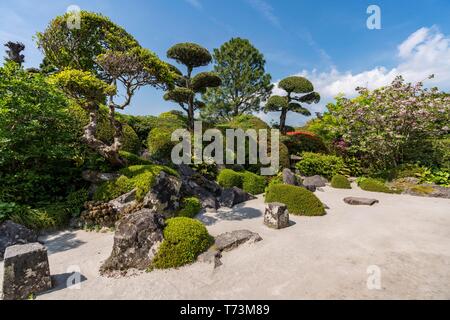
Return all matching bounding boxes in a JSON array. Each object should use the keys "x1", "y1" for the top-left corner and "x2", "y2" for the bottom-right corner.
[{"x1": 1, "y1": 184, "x2": 449, "y2": 300}]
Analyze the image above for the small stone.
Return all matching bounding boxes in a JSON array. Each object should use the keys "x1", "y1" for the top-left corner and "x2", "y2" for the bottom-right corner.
[
  {"x1": 2, "y1": 243, "x2": 52, "y2": 300},
  {"x1": 303, "y1": 175, "x2": 328, "y2": 188},
  {"x1": 214, "y1": 230, "x2": 262, "y2": 252},
  {"x1": 344, "y1": 197, "x2": 379, "y2": 206},
  {"x1": 264, "y1": 203, "x2": 290, "y2": 229}
]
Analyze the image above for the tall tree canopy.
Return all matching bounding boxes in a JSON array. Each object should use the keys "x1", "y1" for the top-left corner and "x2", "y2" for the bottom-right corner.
[
  {"x1": 265, "y1": 76, "x2": 320, "y2": 134},
  {"x1": 164, "y1": 42, "x2": 221, "y2": 130},
  {"x1": 38, "y1": 11, "x2": 175, "y2": 166},
  {"x1": 201, "y1": 38, "x2": 273, "y2": 122}
]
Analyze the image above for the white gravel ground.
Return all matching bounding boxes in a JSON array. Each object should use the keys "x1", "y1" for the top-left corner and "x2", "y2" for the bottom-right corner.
[{"x1": 1, "y1": 184, "x2": 449, "y2": 300}]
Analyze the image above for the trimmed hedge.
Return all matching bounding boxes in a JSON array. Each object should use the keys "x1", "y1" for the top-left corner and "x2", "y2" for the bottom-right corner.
[
  {"x1": 242, "y1": 171, "x2": 267, "y2": 195},
  {"x1": 358, "y1": 178, "x2": 395, "y2": 194},
  {"x1": 331, "y1": 175, "x2": 351, "y2": 189},
  {"x1": 217, "y1": 169, "x2": 267, "y2": 195},
  {"x1": 217, "y1": 169, "x2": 243, "y2": 189},
  {"x1": 265, "y1": 184, "x2": 326, "y2": 216},
  {"x1": 296, "y1": 152, "x2": 346, "y2": 180},
  {"x1": 152, "y1": 217, "x2": 213, "y2": 269},
  {"x1": 178, "y1": 197, "x2": 202, "y2": 218},
  {"x1": 94, "y1": 165, "x2": 179, "y2": 202}
]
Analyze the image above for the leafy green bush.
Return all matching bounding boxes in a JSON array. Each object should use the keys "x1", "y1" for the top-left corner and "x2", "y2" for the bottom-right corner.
[
  {"x1": 358, "y1": 178, "x2": 395, "y2": 194},
  {"x1": 65, "y1": 189, "x2": 89, "y2": 217},
  {"x1": 282, "y1": 133, "x2": 328, "y2": 155},
  {"x1": 217, "y1": 169, "x2": 243, "y2": 189},
  {"x1": 241, "y1": 171, "x2": 267, "y2": 195},
  {"x1": 0, "y1": 62, "x2": 85, "y2": 205},
  {"x1": 265, "y1": 175, "x2": 283, "y2": 193},
  {"x1": 94, "y1": 165, "x2": 179, "y2": 202},
  {"x1": 331, "y1": 175, "x2": 351, "y2": 189},
  {"x1": 296, "y1": 152, "x2": 346, "y2": 179},
  {"x1": 417, "y1": 167, "x2": 450, "y2": 187},
  {"x1": 178, "y1": 197, "x2": 202, "y2": 218},
  {"x1": 265, "y1": 184, "x2": 325, "y2": 216},
  {"x1": 152, "y1": 217, "x2": 213, "y2": 269}
]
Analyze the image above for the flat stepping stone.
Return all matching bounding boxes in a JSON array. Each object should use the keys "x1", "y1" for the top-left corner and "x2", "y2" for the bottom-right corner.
[
  {"x1": 344, "y1": 197, "x2": 379, "y2": 206},
  {"x1": 214, "y1": 230, "x2": 262, "y2": 252}
]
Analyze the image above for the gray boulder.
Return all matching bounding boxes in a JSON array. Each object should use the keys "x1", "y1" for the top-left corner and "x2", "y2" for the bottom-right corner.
[
  {"x1": 2, "y1": 243, "x2": 52, "y2": 300},
  {"x1": 282, "y1": 168, "x2": 298, "y2": 186},
  {"x1": 0, "y1": 221, "x2": 38, "y2": 261},
  {"x1": 100, "y1": 209, "x2": 165, "y2": 274},
  {"x1": 344, "y1": 197, "x2": 379, "y2": 206},
  {"x1": 303, "y1": 175, "x2": 328, "y2": 189},
  {"x1": 219, "y1": 187, "x2": 256, "y2": 208},
  {"x1": 143, "y1": 171, "x2": 182, "y2": 214},
  {"x1": 214, "y1": 230, "x2": 262, "y2": 252},
  {"x1": 264, "y1": 203, "x2": 290, "y2": 229},
  {"x1": 109, "y1": 189, "x2": 138, "y2": 215}
]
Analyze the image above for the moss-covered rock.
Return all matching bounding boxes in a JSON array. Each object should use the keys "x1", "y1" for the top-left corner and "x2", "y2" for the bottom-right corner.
[
  {"x1": 177, "y1": 197, "x2": 202, "y2": 218},
  {"x1": 93, "y1": 165, "x2": 179, "y2": 202},
  {"x1": 358, "y1": 178, "x2": 395, "y2": 194},
  {"x1": 152, "y1": 217, "x2": 213, "y2": 269},
  {"x1": 331, "y1": 174, "x2": 351, "y2": 189},
  {"x1": 265, "y1": 184, "x2": 326, "y2": 216}
]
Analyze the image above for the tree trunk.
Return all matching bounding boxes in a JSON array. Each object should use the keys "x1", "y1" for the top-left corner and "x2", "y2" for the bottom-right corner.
[
  {"x1": 82, "y1": 104, "x2": 126, "y2": 168},
  {"x1": 279, "y1": 108, "x2": 288, "y2": 135}
]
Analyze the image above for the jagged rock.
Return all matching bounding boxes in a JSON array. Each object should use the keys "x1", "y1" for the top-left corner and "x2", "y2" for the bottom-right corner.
[
  {"x1": 100, "y1": 209, "x2": 165, "y2": 273},
  {"x1": 264, "y1": 203, "x2": 290, "y2": 229},
  {"x1": 81, "y1": 202, "x2": 119, "y2": 228},
  {"x1": 2, "y1": 243, "x2": 52, "y2": 300},
  {"x1": 143, "y1": 171, "x2": 182, "y2": 214},
  {"x1": 282, "y1": 168, "x2": 298, "y2": 186},
  {"x1": 219, "y1": 187, "x2": 256, "y2": 208},
  {"x1": 0, "y1": 221, "x2": 37, "y2": 261},
  {"x1": 344, "y1": 197, "x2": 379, "y2": 206},
  {"x1": 303, "y1": 175, "x2": 328, "y2": 188},
  {"x1": 214, "y1": 230, "x2": 262, "y2": 252},
  {"x1": 82, "y1": 170, "x2": 121, "y2": 184},
  {"x1": 109, "y1": 189, "x2": 138, "y2": 215}
]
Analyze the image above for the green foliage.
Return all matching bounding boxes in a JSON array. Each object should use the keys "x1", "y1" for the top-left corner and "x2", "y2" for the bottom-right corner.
[
  {"x1": 93, "y1": 165, "x2": 178, "y2": 202},
  {"x1": 358, "y1": 178, "x2": 395, "y2": 194},
  {"x1": 417, "y1": 167, "x2": 450, "y2": 187},
  {"x1": 147, "y1": 112, "x2": 187, "y2": 160},
  {"x1": 217, "y1": 169, "x2": 243, "y2": 189},
  {"x1": 119, "y1": 151, "x2": 152, "y2": 166},
  {"x1": 119, "y1": 114, "x2": 158, "y2": 144},
  {"x1": 65, "y1": 189, "x2": 89, "y2": 218},
  {"x1": 281, "y1": 133, "x2": 328, "y2": 155},
  {"x1": 242, "y1": 171, "x2": 267, "y2": 195},
  {"x1": 152, "y1": 217, "x2": 213, "y2": 269},
  {"x1": 167, "y1": 43, "x2": 212, "y2": 69},
  {"x1": 0, "y1": 62, "x2": 85, "y2": 204},
  {"x1": 191, "y1": 157, "x2": 218, "y2": 180},
  {"x1": 220, "y1": 114, "x2": 270, "y2": 131},
  {"x1": 331, "y1": 175, "x2": 351, "y2": 189},
  {"x1": 279, "y1": 76, "x2": 315, "y2": 93},
  {"x1": 278, "y1": 142, "x2": 291, "y2": 169},
  {"x1": 178, "y1": 197, "x2": 202, "y2": 218},
  {"x1": 37, "y1": 11, "x2": 139, "y2": 75},
  {"x1": 265, "y1": 175, "x2": 283, "y2": 193},
  {"x1": 265, "y1": 184, "x2": 325, "y2": 216},
  {"x1": 296, "y1": 153, "x2": 346, "y2": 180},
  {"x1": 201, "y1": 38, "x2": 273, "y2": 121}
]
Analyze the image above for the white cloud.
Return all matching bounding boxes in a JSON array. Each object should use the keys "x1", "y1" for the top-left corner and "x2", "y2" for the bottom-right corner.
[
  {"x1": 270, "y1": 26, "x2": 450, "y2": 126},
  {"x1": 246, "y1": 0, "x2": 280, "y2": 28}
]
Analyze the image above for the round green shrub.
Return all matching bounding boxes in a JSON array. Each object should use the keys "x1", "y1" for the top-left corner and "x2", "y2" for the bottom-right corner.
[
  {"x1": 296, "y1": 152, "x2": 346, "y2": 179},
  {"x1": 265, "y1": 184, "x2": 326, "y2": 216},
  {"x1": 358, "y1": 178, "x2": 394, "y2": 194},
  {"x1": 178, "y1": 197, "x2": 202, "y2": 218},
  {"x1": 217, "y1": 169, "x2": 243, "y2": 189},
  {"x1": 152, "y1": 217, "x2": 213, "y2": 269},
  {"x1": 242, "y1": 172, "x2": 267, "y2": 195},
  {"x1": 331, "y1": 175, "x2": 351, "y2": 189}
]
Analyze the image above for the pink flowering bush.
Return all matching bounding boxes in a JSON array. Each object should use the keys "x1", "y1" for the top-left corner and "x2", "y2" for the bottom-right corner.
[{"x1": 330, "y1": 76, "x2": 449, "y2": 171}]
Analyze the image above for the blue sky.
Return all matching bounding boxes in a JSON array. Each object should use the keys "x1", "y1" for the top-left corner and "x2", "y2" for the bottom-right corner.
[{"x1": 1, "y1": 0, "x2": 449, "y2": 126}]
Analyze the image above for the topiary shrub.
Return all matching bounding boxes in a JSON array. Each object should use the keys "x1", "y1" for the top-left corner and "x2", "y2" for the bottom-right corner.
[
  {"x1": 217, "y1": 169, "x2": 243, "y2": 189},
  {"x1": 282, "y1": 131, "x2": 328, "y2": 154},
  {"x1": 152, "y1": 217, "x2": 213, "y2": 269},
  {"x1": 358, "y1": 178, "x2": 395, "y2": 194},
  {"x1": 94, "y1": 165, "x2": 179, "y2": 202},
  {"x1": 265, "y1": 184, "x2": 325, "y2": 216},
  {"x1": 241, "y1": 171, "x2": 267, "y2": 195},
  {"x1": 331, "y1": 175, "x2": 351, "y2": 189},
  {"x1": 178, "y1": 197, "x2": 202, "y2": 218},
  {"x1": 296, "y1": 152, "x2": 346, "y2": 179}
]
